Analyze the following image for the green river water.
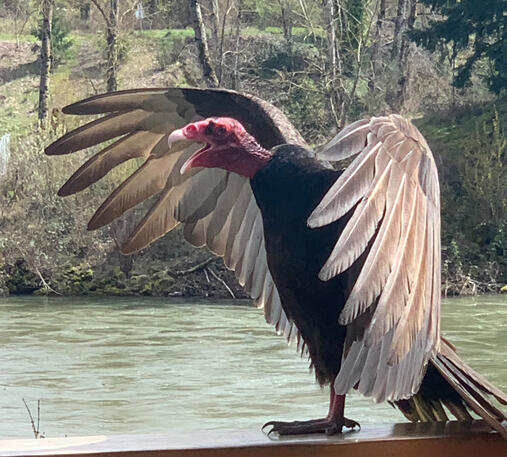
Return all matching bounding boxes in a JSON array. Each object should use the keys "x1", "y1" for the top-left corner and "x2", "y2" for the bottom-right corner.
[{"x1": 1, "y1": 295, "x2": 506, "y2": 439}]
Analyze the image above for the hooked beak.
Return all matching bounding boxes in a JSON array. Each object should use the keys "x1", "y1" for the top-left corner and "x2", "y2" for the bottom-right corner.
[
  {"x1": 167, "y1": 128, "x2": 187, "y2": 148},
  {"x1": 168, "y1": 127, "x2": 212, "y2": 175}
]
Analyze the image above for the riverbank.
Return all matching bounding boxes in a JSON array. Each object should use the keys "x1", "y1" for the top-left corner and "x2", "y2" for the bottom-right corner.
[
  {"x1": 0, "y1": 248, "x2": 248, "y2": 299},
  {"x1": 0, "y1": 28, "x2": 505, "y2": 299},
  {"x1": 1, "y1": 251, "x2": 505, "y2": 298}
]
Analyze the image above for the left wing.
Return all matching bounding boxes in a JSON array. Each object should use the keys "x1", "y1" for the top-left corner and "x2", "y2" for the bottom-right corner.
[{"x1": 45, "y1": 88, "x2": 306, "y2": 354}]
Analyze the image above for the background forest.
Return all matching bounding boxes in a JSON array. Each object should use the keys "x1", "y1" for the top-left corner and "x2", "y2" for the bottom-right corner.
[{"x1": 0, "y1": 0, "x2": 505, "y2": 298}]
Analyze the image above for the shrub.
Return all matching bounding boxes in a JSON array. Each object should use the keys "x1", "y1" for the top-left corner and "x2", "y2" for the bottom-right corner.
[{"x1": 31, "y1": 12, "x2": 73, "y2": 67}]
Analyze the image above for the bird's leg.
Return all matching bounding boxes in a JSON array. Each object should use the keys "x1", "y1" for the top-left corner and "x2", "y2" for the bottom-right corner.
[
  {"x1": 263, "y1": 384, "x2": 360, "y2": 436},
  {"x1": 324, "y1": 387, "x2": 360, "y2": 435}
]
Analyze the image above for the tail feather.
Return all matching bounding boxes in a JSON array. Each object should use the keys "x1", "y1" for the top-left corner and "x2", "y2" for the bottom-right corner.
[
  {"x1": 439, "y1": 338, "x2": 507, "y2": 405},
  {"x1": 432, "y1": 351, "x2": 507, "y2": 439},
  {"x1": 394, "y1": 339, "x2": 507, "y2": 439},
  {"x1": 435, "y1": 354, "x2": 506, "y2": 420}
]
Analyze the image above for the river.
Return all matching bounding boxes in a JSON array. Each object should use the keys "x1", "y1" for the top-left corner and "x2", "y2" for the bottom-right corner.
[{"x1": 1, "y1": 295, "x2": 506, "y2": 439}]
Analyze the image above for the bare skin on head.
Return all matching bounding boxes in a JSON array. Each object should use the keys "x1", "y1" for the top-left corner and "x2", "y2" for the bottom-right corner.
[{"x1": 168, "y1": 117, "x2": 272, "y2": 178}]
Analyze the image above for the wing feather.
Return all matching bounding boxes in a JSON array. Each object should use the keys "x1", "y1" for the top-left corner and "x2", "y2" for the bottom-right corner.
[
  {"x1": 365, "y1": 183, "x2": 418, "y2": 344},
  {"x1": 339, "y1": 168, "x2": 407, "y2": 323},
  {"x1": 87, "y1": 143, "x2": 192, "y2": 230},
  {"x1": 315, "y1": 115, "x2": 441, "y2": 402},
  {"x1": 46, "y1": 110, "x2": 185, "y2": 155},
  {"x1": 319, "y1": 158, "x2": 390, "y2": 280},
  {"x1": 58, "y1": 131, "x2": 164, "y2": 196},
  {"x1": 319, "y1": 118, "x2": 370, "y2": 161},
  {"x1": 308, "y1": 139, "x2": 381, "y2": 227}
]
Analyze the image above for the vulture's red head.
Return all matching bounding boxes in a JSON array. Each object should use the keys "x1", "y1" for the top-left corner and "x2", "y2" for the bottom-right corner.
[{"x1": 168, "y1": 117, "x2": 271, "y2": 178}]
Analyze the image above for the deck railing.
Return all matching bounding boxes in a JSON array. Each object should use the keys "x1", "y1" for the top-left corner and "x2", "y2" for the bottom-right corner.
[{"x1": 0, "y1": 421, "x2": 505, "y2": 457}]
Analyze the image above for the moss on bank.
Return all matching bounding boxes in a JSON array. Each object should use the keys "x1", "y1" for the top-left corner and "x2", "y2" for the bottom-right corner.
[{"x1": 1, "y1": 257, "x2": 247, "y2": 299}]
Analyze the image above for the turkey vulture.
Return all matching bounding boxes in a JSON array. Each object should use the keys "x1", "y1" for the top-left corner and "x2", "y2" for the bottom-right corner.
[{"x1": 46, "y1": 88, "x2": 507, "y2": 437}]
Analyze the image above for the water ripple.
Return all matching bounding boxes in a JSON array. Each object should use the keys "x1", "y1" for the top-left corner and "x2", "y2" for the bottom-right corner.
[{"x1": 0, "y1": 295, "x2": 505, "y2": 438}]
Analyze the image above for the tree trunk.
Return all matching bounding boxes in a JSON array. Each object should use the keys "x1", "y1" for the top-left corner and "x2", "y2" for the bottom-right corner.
[
  {"x1": 232, "y1": 0, "x2": 242, "y2": 90},
  {"x1": 209, "y1": 0, "x2": 220, "y2": 45},
  {"x1": 217, "y1": 0, "x2": 232, "y2": 84},
  {"x1": 325, "y1": 0, "x2": 346, "y2": 128},
  {"x1": 279, "y1": 0, "x2": 293, "y2": 48},
  {"x1": 208, "y1": 0, "x2": 220, "y2": 70},
  {"x1": 397, "y1": 0, "x2": 417, "y2": 107},
  {"x1": 38, "y1": 0, "x2": 53, "y2": 125},
  {"x1": 391, "y1": 0, "x2": 407, "y2": 59},
  {"x1": 106, "y1": 0, "x2": 119, "y2": 92},
  {"x1": 191, "y1": 0, "x2": 218, "y2": 87},
  {"x1": 370, "y1": 0, "x2": 386, "y2": 87}
]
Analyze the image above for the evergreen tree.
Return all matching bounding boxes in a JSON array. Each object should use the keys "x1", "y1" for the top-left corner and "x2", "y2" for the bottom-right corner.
[{"x1": 412, "y1": 0, "x2": 505, "y2": 94}]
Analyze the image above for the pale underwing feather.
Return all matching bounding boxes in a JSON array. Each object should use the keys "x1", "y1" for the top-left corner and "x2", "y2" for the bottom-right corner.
[
  {"x1": 318, "y1": 158, "x2": 391, "y2": 280},
  {"x1": 308, "y1": 140, "x2": 381, "y2": 228},
  {"x1": 365, "y1": 185, "x2": 418, "y2": 344},
  {"x1": 46, "y1": 110, "x2": 185, "y2": 155},
  {"x1": 174, "y1": 169, "x2": 228, "y2": 223},
  {"x1": 58, "y1": 131, "x2": 164, "y2": 196},
  {"x1": 238, "y1": 213, "x2": 263, "y2": 287},
  {"x1": 206, "y1": 174, "x2": 247, "y2": 246},
  {"x1": 339, "y1": 169, "x2": 407, "y2": 324},
  {"x1": 88, "y1": 143, "x2": 194, "y2": 230},
  {"x1": 319, "y1": 119, "x2": 370, "y2": 160}
]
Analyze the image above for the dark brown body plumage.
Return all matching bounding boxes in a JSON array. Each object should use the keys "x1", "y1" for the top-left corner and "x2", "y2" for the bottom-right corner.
[{"x1": 251, "y1": 145, "x2": 349, "y2": 383}]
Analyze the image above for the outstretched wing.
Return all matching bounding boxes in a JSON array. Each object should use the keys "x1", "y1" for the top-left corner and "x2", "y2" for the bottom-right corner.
[
  {"x1": 308, "y1": 115, "x2": 440, "y2": 402},
  {"x1": 45, "y1": 88, "x2": 306, "y2": 351}
]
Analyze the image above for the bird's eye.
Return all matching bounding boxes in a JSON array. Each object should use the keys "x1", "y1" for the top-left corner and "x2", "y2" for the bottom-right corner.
[{"x1": 216, "y1": 125, "x2": 227, "y2": 135}]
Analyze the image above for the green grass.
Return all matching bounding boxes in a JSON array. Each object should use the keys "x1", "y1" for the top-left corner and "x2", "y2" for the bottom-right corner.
[
  {"x1": 0, "y1": 32, "x2": 37, "y2": 43},
  {"x1": 414, "y1": 100, "x2": 507, "y2": 152},
  {"x1": 0, "y1": 29, "x2": 82, "y2": 139},
  {"x1": 0, "y1": 81, "x2": 39, "y2": 139},
  {"x1": 243, "y1": 26, "x2": 323, "y2": 36},
  {"x1": 137, "y1": 26, "x2": 322, "y2": 40},
  {"x1": 139, "y1": 28, "x2": 194, "y2": 40}
]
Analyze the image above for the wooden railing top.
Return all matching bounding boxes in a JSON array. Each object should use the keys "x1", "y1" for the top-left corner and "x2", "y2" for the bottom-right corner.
[{"x1": 1, "y1": 421, "x2": 505, "y2": 457}]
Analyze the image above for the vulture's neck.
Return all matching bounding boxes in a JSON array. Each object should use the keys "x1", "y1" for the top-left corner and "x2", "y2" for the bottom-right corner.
[{"x1": 238, "y1": 134, "x2": 271, "y2": 178}]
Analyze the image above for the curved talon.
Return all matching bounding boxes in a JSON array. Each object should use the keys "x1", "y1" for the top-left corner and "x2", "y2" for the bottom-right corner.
[
  {"x1": 343, "y1": 417, "x2": 361, "y2": 430},
  {"x1": 262, "y1": 421, "x2": 274, "y2": 432},
  {"x1": 262, "y1": 421, "x2": 276, "y2": 435}
]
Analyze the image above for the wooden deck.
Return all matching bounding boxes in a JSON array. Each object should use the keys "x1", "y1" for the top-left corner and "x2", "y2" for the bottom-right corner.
[{"x1": 1, "y1": 421, "x2": 505, "y2": 457}]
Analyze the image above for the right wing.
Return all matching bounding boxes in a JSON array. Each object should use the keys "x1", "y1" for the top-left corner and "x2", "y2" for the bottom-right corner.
[
  {"x1": 45, "y1": 88, "x2": 306, "y2": 352},
  {"x1": 308, "y1": 115, "x2": 441, "y2": 402}
]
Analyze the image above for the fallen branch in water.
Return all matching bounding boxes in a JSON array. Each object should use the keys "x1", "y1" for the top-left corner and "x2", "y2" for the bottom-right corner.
[
  {"x1": 35, "y1": 268, "x2": 61, "y2": 295},
  {"x1": 206, "y1": 266, "x2": 236, "y2": 298},
  {"x1": 16, "y1": 246, "x2": 61, "y2": 295},
  {"x1": 167, "y1": 257, "x2": 218, "y2": 276}
]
